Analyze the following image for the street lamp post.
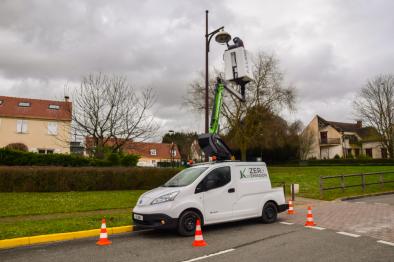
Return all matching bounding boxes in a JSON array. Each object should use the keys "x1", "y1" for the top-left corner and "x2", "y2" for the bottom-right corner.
[
  {"x1": 204, "y1": 10, "x2": 231, "y2": 134},
  {"x1": 168, "y1": 130, "x2": 175, "y2": 167}
]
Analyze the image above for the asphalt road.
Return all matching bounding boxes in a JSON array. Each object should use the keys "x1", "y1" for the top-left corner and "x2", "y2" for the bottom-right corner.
[
  {"x1": 1, "y1": 217, "x2": 393, "y2": 262},
  {"x1": 346, "y1": 193, "x2": 394, "y2": 205}
]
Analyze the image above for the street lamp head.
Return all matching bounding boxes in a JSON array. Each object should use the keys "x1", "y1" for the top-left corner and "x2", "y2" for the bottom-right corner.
[{"x1": 215, "y1": 30, "x2": 232, "y2": 44}]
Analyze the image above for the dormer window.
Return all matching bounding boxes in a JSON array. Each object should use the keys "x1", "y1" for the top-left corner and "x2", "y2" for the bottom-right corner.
[
  {"x1": 49, "y1": 104, "x2": 60, "y2": 110},
  {"x1": 18, "y1": 102, "x2": 31, "y2": 107},
  {"x1": 150, "y1": 149, "x2": 157, "y2": 156},
  {"x1": 0, "y1": 100, "x2": 3, "y2": 105}
]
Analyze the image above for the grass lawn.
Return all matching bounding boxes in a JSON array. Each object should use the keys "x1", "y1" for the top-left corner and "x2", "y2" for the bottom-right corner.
[
  {"x1": 269, "y1": 166, "x2": 394, "y2": 200},
  {"x1": 1, "y1": 165, "x2": 394, "y2": 240},
  {"x1": 0, "y1": 190, "x2": 144, "y2": 217}
]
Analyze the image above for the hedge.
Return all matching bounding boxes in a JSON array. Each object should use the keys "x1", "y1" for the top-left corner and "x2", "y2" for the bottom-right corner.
[
  {"x1": 0, "y1": 148, "x2": 139, "y2": 167},
  {"x1": 0, "y1": 166, "x2": 181, "y2": 192}
]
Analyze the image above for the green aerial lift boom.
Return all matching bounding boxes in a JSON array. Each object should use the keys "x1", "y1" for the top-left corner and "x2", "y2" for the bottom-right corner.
[{"x1": 198, "y1": 77, "x2": 246, "y2": 160}]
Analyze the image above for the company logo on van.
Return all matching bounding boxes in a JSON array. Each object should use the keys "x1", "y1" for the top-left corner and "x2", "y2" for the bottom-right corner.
[{"x1": 240, "y1": 167, "x2": 267, "y2": 179}]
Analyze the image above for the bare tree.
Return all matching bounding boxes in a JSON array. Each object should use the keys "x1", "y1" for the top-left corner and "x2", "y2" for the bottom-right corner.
[
  {"x1": 72, "y1": 73, "x2": 156, "y2": 157},
  {"x1": 185, "y1": 52, "x2": 295, "y2": 160},
  {"x1": 299, "y1": 128, "x2": 316, "y2": 160},
  {"x1": 354, "y1": 74, "x2": 394, "y2": 158}
]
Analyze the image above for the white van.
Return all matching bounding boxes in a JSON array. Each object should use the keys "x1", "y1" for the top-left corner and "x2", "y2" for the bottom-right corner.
[{"x1": 132, "y1": 161, "x2": 288, "y2": 236}]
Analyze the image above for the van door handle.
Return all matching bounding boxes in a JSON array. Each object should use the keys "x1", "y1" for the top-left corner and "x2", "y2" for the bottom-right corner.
[{"x1": 228, "y1": 188, "x2": 235, "y2": 193}]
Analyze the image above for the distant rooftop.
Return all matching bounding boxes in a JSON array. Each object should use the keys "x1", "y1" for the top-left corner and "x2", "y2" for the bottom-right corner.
[{"x1": 0, "y1": 96, "x2": 72, "y2": 121}]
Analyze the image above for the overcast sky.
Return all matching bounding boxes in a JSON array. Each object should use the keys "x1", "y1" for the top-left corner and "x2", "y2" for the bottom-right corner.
[{"x1": 1, "y1": 0, "x2": 393, "y2": 141}]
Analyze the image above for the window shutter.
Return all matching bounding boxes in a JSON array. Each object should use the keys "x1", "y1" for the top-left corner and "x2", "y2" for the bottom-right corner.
[
  {"x1": 16, "y1": 120, "x2": 22, "y2": 133},
  {"x1": 48, "y1": 122, "x2": 58, "y2": 135},
  {"x1": 22, "y1": 120, "x2": 28, "y2": 133}
]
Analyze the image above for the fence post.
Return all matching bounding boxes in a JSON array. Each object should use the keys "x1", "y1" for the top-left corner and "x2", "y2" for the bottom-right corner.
[
  {"x1": 379, "y1": 174, "x2": 384, "y2": 189},
  {"x1": 319, "y1": 176, "x2": 324, "y2": 198},
  {"x1": 362, "y1": 174, "x2": 366, "y2": 192},
  {"x1": 282, "y1": 183, "x2": 286, "y2": 196},
  {"x1": 291, "y1": 183, "x2": 295, "y2": 201},
  {"x1": 341, "y1": 175, "x2": 345, "y2": 193}
]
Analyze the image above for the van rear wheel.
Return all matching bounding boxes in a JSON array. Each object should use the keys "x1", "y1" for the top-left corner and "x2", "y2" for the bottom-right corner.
[
  {"x1": 261, "y1": 202, "x2": 278, "y2": 223},
  {"x1": 177, "y1": 210, "x2": 202, "y2": 236}
]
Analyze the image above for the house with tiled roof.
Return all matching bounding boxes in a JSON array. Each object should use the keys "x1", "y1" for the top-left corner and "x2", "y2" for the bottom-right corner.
[
  {"x1": 302, "y1": 115, "x2": 386, "y2": 159},
  {"x1": 85, "y1": 137, "x2": 181, "y2": 167},
  {"x1": 0, "y1": 96, "x2": 72, "y2": 154},
  {"x1": 123, "y1": 141, "x2": 181, "y2": 167}
]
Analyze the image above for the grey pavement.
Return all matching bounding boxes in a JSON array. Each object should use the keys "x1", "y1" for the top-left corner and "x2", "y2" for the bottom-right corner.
[
  {"x1": 284, "y1": 196, "x2": 394, "y2": 242},
  {"x1": 346, "y1": 193, "x2": 394, "y2": 205},
  {"x1": 1, "y1": 219, "x2": 393, "y2": 262}
]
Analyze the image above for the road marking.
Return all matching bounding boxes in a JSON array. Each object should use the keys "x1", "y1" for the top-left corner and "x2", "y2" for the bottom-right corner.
[
  {"x1": 377, "y1": 240, "x2": 394, "y2": 247},
  {"x1": 354, "y1": 202, "x2": 365, "y2": 204},
  {"x1": 336, "y1": 232, "x2": 360, "y2": 238},
  {"x1": 280, "y1": 222, "x2": 294, "y2": 225},
  {"x1": 374, "y1": 203, "x2": 389, "y2": 206},
  {"x1": 181, "y1": 249, "x2": 235, "y2": 262},
  {"x1": 306, "y1": 226, "x2": 326, "y2": 230}
]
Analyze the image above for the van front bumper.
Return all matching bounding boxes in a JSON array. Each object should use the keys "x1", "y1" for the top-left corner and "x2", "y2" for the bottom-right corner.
[
  {"x1": 132, "y1": 212, "x2": 178, "y2": 229},
  {"x1": 278, "y1": 204, "x2": 289, "y2": 213}
]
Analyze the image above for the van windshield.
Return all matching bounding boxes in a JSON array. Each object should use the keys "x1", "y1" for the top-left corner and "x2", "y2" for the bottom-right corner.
[{"x1": 163, "y1": 167, "x2": 208, "y2": 187}]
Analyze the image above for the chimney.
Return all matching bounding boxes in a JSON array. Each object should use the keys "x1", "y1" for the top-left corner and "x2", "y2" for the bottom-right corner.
[
  {"x1": 64, "y1": 96, "x2": 69, "y2": 102},
  {"x1": 356, "y1": 120, "x2": 362, "y2": 128}
]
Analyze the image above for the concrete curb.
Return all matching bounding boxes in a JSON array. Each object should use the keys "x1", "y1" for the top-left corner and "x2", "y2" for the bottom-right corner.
[{"x1": 0, "y1": 225, "x2": 133, "y2": 250}]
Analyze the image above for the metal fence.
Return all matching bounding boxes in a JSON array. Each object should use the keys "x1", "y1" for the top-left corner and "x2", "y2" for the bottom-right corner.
[{"x1": 319, "y1": 171, "x2": 394, "y2": 197}]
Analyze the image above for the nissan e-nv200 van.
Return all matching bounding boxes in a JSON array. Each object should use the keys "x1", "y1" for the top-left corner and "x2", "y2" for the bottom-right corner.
[{"x1": 132, "y1": 161, "x2": 288, "y2": 236}]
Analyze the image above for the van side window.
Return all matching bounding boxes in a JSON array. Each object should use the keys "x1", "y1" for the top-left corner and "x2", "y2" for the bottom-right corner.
[{"x1": 203, "y1": 166, "x2": 231, "y2": 190}]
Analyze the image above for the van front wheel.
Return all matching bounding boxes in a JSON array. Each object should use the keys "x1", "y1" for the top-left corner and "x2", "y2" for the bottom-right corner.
[
  {"x1": 177, "y1": 210, "x2": 202, "y2": 236},
  {"x1": 261, "y1": 202, "x2": 278, "y2": 223}
]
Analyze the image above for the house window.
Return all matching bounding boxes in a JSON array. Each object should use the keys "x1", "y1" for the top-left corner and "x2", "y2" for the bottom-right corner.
[
  {"x1": 38, "y1": 149, "x2": 55, "y2": 154},
  {"x1": 48, "y1": 104, "x2": 60, "y2": 110},
  {"x1": 347, "y1": 149, "x2": 352, "y2": 156},
  {"x1": 320, "y1": 131, "x2": 328, "y2": 144},
  {"x1": 48, "y1": 122, "x2": 58, "y2": 135},
  {"x1": 16, "y1": 120, "x2": 28, "y2": 133},
  {"x1": 0, "y1": 100, "x2": 3, "y2": 105},
  {"x1": 354, "y1": 148, "x2": 360, "y2": 157},
  {"x1": 365, "y1": 148, "x2": 373, "y2": 158},
  {"x1": 18, "y1": 102, "x2": 31, "y2": 107},
  {"x1": 150, "y1": 149, "x2": 157, "y2": 156},
  {"x1": 381, "y1": 148, "x2": 388, "y2": 159},
  {"x1": 171, "y1": 149, "x2": 177, "y2": 157}
]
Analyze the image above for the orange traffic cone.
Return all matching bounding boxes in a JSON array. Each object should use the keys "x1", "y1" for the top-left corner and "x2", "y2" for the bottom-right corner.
[
  {"x1": 287, "y1": 200, "x2": 295, "y2": 214},
  {"x1": 96, "y1": 218, "x2": 112, "y2": 246},
  {"x1": 304, "y1": 206, "x2": 316, "y2": 226},
  {"x1": 192, "y1": 219, "x2": 207, "y2": 247}
]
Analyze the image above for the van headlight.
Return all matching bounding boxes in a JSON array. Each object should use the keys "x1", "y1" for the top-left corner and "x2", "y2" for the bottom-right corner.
[{"x1": 151, "y1": 191, "x2": 180, "y2": 205}]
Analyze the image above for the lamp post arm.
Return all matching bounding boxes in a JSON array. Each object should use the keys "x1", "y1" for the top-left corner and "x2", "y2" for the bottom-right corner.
[{"x1": 206, "y1": 26, "x2": 224, "y2": 52}]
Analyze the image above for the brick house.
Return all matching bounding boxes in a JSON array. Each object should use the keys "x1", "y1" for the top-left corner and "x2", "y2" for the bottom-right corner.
[
  {"x1": 0, "y1": 96, "x2": 72, "y2": 153},
  {"x1": 302, "y1": 115, "x2": 386, "y2": 159}
]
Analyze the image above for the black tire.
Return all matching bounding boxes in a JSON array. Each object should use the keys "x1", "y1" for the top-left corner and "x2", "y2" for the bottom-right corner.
[
  {"x1": 177, "y1": 210, "x2": 202, "y2": 236},
  {"x1": 261, "y1": 202, "x2": 278, "y2": 224}
]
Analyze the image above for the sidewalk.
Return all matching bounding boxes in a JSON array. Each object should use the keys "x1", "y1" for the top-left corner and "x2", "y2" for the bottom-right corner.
[{"x1": 279, "y1": 197, "x2": 394, "y2": 242}]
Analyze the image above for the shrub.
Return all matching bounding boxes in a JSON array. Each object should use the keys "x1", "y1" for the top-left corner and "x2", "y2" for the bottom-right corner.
[
  {"x1": 0, "y1": 148, "x2": 140, "y2": 167},
  {"x1": 5, "y1": 143, "x2": 28, "y2": 152},
  {"x1": 121, "y1": 154, "x2": 140, "y2": 167},
  {"x1": 107, "y1": 153, "x2": 120, "y2": 166},
  {"x1": 0, "y1": 166, "x2": 181, "y2": 192},
  {"x1": 333, "y1": 154, "x2": 340, "y2": 159}
]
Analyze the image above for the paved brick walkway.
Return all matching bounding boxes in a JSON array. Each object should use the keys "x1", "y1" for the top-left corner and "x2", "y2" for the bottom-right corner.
[{"x1": 279, "y1": 197, "x2": 394, "y2": 242}]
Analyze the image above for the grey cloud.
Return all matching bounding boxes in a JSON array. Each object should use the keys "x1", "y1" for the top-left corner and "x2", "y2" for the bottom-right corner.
[{"x1": 0, "y1": 0, "x2": 393, "y2": 136}]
